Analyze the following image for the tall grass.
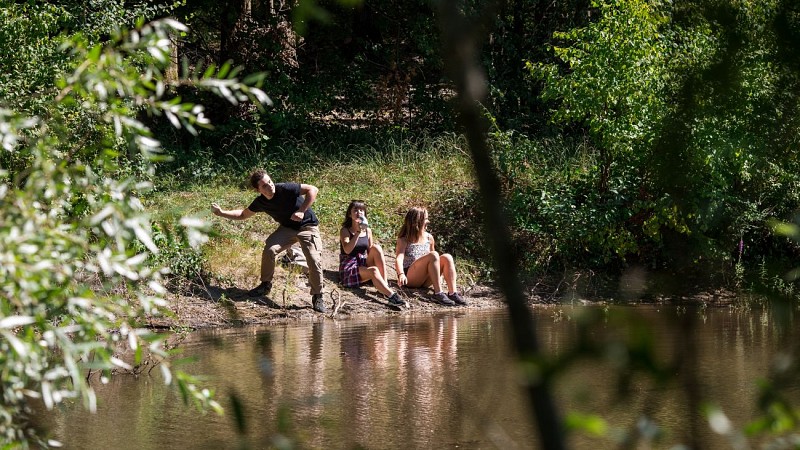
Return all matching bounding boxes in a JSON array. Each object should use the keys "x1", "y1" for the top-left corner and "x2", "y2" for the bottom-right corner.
[
  {"x1": 149, "y1": 126, "x2": 800, "y2": 303},
  {"x1": 309, "y1": 133, "x2": 474, "y2": 238},
  {"x1": 146, "y1": 132, "x2": 483, "y2": 287},
  {"x1": 146, "y1": 129, "x2": 611, "y2": 289}
]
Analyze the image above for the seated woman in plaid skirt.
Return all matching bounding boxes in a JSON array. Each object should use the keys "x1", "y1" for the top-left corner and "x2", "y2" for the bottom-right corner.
[{"x1": 339, "y1": 200, "x2": 403, "y2": 306}]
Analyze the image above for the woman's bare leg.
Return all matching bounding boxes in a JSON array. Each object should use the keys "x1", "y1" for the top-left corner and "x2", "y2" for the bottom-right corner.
[
  {"x1": 358, "y1": 266, "x2": 393, "y2": 297},
  {"x1": 426, "y1": 253, "x2": 442, "y2": 292},
  {"x1": 440, "y1": 253, "x2": 458, "y2": 294},
  {"x1": 366, "y1": 244, "x2": 387, "y2": 280},
  {"x1": 406, "y1": 251, "x2": 441, "y2": 292}
]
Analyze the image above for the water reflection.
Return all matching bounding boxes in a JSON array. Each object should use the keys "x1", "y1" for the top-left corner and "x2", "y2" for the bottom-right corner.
[{"x1": 45, "y1": 306, "x2": 799, "y2": 449}]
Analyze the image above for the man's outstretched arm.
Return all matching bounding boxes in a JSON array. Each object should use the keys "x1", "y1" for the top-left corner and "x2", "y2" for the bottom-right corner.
[{"x1": 211, "y1": 203, "x2": 255, "y2": 220}]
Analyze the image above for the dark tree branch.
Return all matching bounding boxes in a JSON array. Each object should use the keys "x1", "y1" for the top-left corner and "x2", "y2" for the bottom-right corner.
[{"x1": 433, "y1": 1, "x2": 565, "y2": 448}]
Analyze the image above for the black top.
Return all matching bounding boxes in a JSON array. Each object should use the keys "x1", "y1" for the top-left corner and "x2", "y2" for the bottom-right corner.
[
  {"x1": 247, "y1": 182, "x2": 319, "y2": 229},
  {"x1": 341, "y1": 230, "x2": 369, "y2": 256}
]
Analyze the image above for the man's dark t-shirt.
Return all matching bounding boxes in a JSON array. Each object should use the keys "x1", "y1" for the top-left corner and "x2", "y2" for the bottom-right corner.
[{"x1": 247, "y1": 183, "x2": 319, "y2": 230}]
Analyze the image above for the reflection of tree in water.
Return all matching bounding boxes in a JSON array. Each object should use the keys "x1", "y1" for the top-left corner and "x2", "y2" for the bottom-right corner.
[{"x1": 179, "y1": 315, "x2": 526, "y2": 448}]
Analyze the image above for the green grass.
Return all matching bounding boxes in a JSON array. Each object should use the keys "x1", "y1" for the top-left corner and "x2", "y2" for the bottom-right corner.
[
  {"x1": 144, "y1": 132, "x2": 484, "y2": 287},
  {"x1": 308, "y1": 133, "x2": 476, "y2": 241},
  {"x1": 144, "y1": 127, "x2": 800, "y2": 303}
]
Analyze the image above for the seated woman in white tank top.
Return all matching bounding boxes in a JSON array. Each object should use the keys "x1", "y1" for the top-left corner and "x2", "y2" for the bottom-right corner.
[{"x1": 394, "y1": 207, "x2": 467, "y2": 306}]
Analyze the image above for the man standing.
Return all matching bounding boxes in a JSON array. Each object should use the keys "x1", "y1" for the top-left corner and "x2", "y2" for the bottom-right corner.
[{"x1": 211, "y1": 169, "x2": 326, "y2": 313}]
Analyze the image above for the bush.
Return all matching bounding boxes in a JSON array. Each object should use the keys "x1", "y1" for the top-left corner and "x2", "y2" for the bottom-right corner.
[{"x1": 0, "y1": 16, "x2": 267, "y2": 446}]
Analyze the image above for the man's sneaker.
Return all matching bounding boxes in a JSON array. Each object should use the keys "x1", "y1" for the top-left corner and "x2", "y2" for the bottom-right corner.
[
  {"x1": 312, "y1": 294, "x2": 326, "y2": 313},
  {"x1": 432, "y1": 291, "x2": 455, "y2": 306},
  {"x1": 447, "y1": 292, "x2": 467, "y2": 306},
  {"x1": 387, "y1": 292, "x2": 404, "y2": 306},
  {"x1": 248, "y1": 281, "x2": 272, "y2": 297}
]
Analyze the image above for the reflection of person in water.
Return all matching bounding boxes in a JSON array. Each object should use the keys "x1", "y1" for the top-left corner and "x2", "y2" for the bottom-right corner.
[
  {"x1": 337, "y1": 315, "x2": 460, "y2": 446},
  {"x1": 398, "y1": 315, "x2": 460, "y2": 445},
  {"x1": 339, "y1": 200, "x2": 403, "y2": 306}
]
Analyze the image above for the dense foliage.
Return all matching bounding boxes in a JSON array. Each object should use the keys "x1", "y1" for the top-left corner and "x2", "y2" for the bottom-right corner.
[
  {"x1": 4, "y1": 0, "x2": 800, "y2": 446},
  {"x1": 0, "y1": 1, "x2": 268, "y2": 446},
  {"x1": 511, "y1": 0, "x2": 800, "y2": 289},
  {"x1": 147, "y1": 0, "x2": 800, "y2": 290}
]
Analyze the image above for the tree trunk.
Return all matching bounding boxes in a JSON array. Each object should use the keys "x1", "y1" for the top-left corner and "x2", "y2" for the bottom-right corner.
[
  {"x1": 435, "y1": 1, "x2": 566, "y2": 449},
  {"x1": 219, "y1": 0, "x2": 244, "y2": 64},
  {"x1": 166, "y1": 21, "x2": 179, "y2": 83}
]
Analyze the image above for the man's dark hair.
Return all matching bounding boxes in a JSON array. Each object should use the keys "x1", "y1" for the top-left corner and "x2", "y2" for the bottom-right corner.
[{"x1": 249, "y1": 169, "x2": 267, "y2": 190}]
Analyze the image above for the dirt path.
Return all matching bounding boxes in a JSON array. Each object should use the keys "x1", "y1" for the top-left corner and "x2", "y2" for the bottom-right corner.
[{"x1": 151, "y1": 234, "x2": 508, "y2": 329}]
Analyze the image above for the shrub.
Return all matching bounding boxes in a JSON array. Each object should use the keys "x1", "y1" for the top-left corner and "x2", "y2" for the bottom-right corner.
[{"x1": 0, "y1": 16, "x2": 267, "y2": 446}]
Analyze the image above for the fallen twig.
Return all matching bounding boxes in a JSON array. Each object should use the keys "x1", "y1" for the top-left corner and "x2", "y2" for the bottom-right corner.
[{"x1": 329, "y1": 289, "x2": 344, "y2": 318}]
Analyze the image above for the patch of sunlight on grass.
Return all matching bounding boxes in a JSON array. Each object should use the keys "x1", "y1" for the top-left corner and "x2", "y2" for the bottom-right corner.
[
  {"x1": 310, "y1": 142, "x2": 475, "y2": 242},
  {"x1": 204, "y1": 239, "x2": 261, "y2": 285}
]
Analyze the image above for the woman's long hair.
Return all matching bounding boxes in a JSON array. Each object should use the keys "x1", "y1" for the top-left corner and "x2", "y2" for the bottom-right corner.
[
  {"x1": 398, "y1": 207, "x2": 427, "y2": 242},
  {"x1": 342, "y1": 200, "x2": 367, "y2": 228}
]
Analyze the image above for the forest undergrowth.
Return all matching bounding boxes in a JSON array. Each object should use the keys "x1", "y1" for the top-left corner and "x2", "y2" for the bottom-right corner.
[{"x1": 144, "y1": 130, "x2": 783, "y2": 308}]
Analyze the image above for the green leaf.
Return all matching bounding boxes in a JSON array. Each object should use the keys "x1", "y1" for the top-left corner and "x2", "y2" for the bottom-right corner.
[{"x1": 565, "y1": 412, "x2": 608, "y2": 436}]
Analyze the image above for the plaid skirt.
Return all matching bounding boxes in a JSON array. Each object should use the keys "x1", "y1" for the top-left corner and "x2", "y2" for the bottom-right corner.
[{"x1": 339, "y1": 252, "x2": 367, "y2": 287}]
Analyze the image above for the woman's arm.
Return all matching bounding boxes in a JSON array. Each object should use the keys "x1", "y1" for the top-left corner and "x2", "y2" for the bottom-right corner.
[
  {"x1": 428, "y1": 232, "x2": 436, "y2": 252},
  {"x1": 395, "y1": 237, "x2": 407, "y2": 286},
  {"x1": 340, "y1": 227, "x2": 360, "y2": 254}
]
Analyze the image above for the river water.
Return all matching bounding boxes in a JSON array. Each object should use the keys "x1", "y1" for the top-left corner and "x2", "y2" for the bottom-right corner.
[{"x1": 44, "y1": 305, "x2": 798, "y2": 449}]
